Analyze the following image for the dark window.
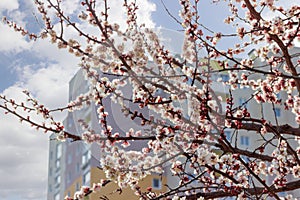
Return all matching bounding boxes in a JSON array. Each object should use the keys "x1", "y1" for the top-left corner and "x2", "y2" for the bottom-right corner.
[
  {"x1": 220, "y1": 74, "x2": 229, "y2": 82},
  {"x1": 49, "y1": 167, "x2": 52, "y2": 176},
  {"x1": 274, "y1": 108, "x2": 281, "y2": 117},
  {"x1": 55, "y1": 159, "x2": 60, "y2": 169},
  {"x1": 224, "y1": 131, "x2": 231, "y2": 141},
  {"x1": 240, "y1": 136, "x2": 249, "y2": 146},
  {"x1": 50, "y1": 151, "x2": 53, "y2": 160},
  {"x1": 152, "y1": 178, "x2": 161, "y2": 189},
  {"x1": 76, "y1": 182, "x2": 80, "y2": 191}
]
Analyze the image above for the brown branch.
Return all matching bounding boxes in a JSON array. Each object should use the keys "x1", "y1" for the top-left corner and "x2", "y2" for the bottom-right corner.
[
  {"x1": 232, "y1": 122, "x2": 300, "y2": 137},
  {"x1": 0, "y1": 104, "x2": 60, "y2": 133},
  {"x1": 184, "y1": 178, "x2": 300, "y2": 199},
  {"x1": 243, "y1": 0, "x2": 300, "y2": 94}
]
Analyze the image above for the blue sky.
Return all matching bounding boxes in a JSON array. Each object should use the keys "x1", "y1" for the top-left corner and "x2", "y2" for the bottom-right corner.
[
  {"x1": 0, "y1": 0, "x2": 298, "y2": 199},
  {"x1": 0, "y1": 0, "x2": 231, "y2": 90}
]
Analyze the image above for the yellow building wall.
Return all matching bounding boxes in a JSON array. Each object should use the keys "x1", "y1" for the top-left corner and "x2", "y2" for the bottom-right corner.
[
  {"x1": 89, "y1": 167, "x2": 167, "y2": 200},
  {"x1": 65, "y1": 167, "x2": 167, "y2": 199},
  {"x1": 64, "y1": 176, "x2": 82, "y2": 198}
]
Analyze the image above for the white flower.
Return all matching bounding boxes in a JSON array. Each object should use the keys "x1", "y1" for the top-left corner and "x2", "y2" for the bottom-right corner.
[{"x1": 56, "y1": 131, "x2": 66, "y2": 142}]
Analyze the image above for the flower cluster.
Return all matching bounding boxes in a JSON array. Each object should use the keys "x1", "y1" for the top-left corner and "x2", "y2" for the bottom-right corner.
[{"x1": 2, "y1": 0, "x2": 300, "y2": 199}]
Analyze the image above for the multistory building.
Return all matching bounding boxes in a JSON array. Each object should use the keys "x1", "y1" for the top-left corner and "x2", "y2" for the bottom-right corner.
[
  {"x1": 47, "y1": 69, "x2": 167, "y2": 200},
  {"x1": 47, "y1": 134, "x2": 65, "y2": 200},
  {"x1": 164, "y1": 47, "x2": 300, "y2": 198},
  {"x1": 47, "y1": 31, "x2": 299, "y2": 199}
]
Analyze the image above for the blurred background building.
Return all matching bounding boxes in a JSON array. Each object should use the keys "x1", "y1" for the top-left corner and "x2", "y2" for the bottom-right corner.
[{"x1": 47, "y1": 26, "x2": 300, "y2": 199}]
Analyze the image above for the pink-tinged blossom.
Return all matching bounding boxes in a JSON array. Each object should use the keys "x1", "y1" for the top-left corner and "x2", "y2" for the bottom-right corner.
[
  {"x1": 92, "y1": 182, "x2": 102, "y2": 192},
  {"x1": 73, "y1": 191, "x2": 84, "y2": 200},
  {"x1": 171, "y1": 160, "x2": 183, "y2": 175},
  {"x1": 56, "y1": 131, "x2": 67, "y2": 142},
  {"x1": 2, "y1": 0, "x2": 300, "y2": 199}
]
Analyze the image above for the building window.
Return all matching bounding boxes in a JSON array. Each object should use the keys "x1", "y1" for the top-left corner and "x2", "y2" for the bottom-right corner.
[
  {"x1": 49, "y1": 167, "x2": 52, "y2": 176},
  {"x1": 54, "y1": 193, "x2": 60, "y2": 200},
  {"x1": 55, "y1": 159, "x2": 61, "y2": 169},
  {"x1": 240, "y1": 136, "x2": 249, "y2": 146},
  {"x1": 68, "y1": 116, "x2": 74, "y2": 129},
  {"x1": 152, "y1": 178, "x2": 161, "y2": 190},
  {"x1": 241, "y1": 155, "x2": 250, "y2": 163},
  {"x1": 82, "y1": 150, "x2": 91, "y2": 167},
  {"x1": 220, "y1": 74, "x2": 229, "y2": 82},
  {"x1": 211, "y1": 74, "x2": 218, "y2": 81},
  {"x1": 49, "y1": 184, "x2": 52, "y2": 192},
  {"x1": 224, "y1": 130, "x2": 231, "y2": 141},
  {"x1": 50, "y1": 151, "x2": 53, "y2": 160},
  {"x1": 187, "y1": 77, "x2": 193, "y2": 85},
  {"x1": 82, "y1": 107, "x2": 92, "y2": 127},
  {"x1": 55, "y1": 175, "x2": 61, "y2": 187},
  {"x1": 278, "y1": 192, "x2": 286, "y2": 196},
  {"x1": 56, "y1": 143, "x2": 62, "y2": 159},
  {"x1": 76, "y1": 162, "x2": 80, "y2": 173},
  {"x1": 83, "y1": 171, "x2": 91, "y2": 186},
  {"x1": 76, "y1": 182, "x2": 80, "y2": 191},
  {"x1": 85, "y1": 112, "x2": 92, "y2": 126},
  {"x1": 274, "y1": 108, "x2": 281, "y2": 117},
  {"x1": 67, "y1": 171, "x2": 72, "y2": 184},
  {"x1": 67, "y1": 154, "x2": 72, "y2": 165},
  {"x1": 276, "y1": 93, "x2": 281, "y2": 99}
]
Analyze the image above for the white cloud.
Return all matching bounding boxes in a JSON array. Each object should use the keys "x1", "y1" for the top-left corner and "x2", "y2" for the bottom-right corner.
[
  {"x1": 0, "y1": 0, "x2": 37, "y2": 53},
  {"x1": 92, "y1": 0, "x2": 156, "y2": 30},
  {"x1": 0, "y1": 63, "x2": 75, "y2": 199},
  {"x1": 18, "y1": 64, "x2": 76, "y2": 109},
  {"x1": 0, "y1": 22, "x2": 32, "y2": 53},
  {"x1": 0, "y1": 33, "x2": 77, "y2": 200},
  {"x1": 0, "y1": 0, "x2": 18, "y2": 12},
  {"x1": 0, "y1": 126, "x2": 48, "y2": 200},
  {"x1": 60, "y1": 0, "x2": 81, "y2": 16},
  {"x1": 136, "y1": 0, "x2": 156, "y2": 28},
  {"x1": 0, "y1": 86, "x2": 48, "y2": 200}
]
